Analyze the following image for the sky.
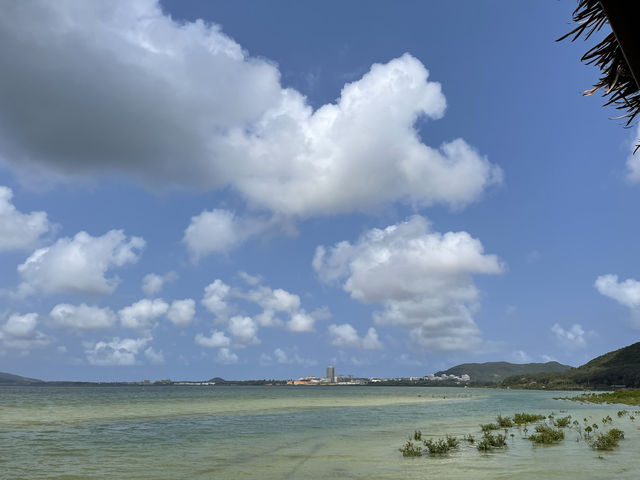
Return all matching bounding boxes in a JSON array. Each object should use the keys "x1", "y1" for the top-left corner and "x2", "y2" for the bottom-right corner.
[{"x1": 1, "y1": 0, "x2": 640, "y2": 382}]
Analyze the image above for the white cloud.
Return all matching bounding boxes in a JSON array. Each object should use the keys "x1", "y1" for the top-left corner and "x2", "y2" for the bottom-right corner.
[
  {"x1": 626, "y1": 124, "x2": 640, "y2": 182},
  {"x1": 271, "y1": 347, "x2": 317, "y2": 366},
  {"x1": 49, "y1": 303, "x2": 116, "y2": 331},
  {"x1": 241, "y1": 284, "x2": 317, "y2": 331},
  {"x1": 17, "y1": 230, "x2": 144, "y2": 297},
  {"x1": 328, "y1": 323, "x2": 383, "y2": 350},
  {"x1": 202, "y1": 279, "x2": 231, "y2": 319},
  {"x1": 84, "y1": 336, "x2": 150, "y2": 366},
  {"x1": 216, "y1": 348, "x2": 238, "y2": 364},
  {"x1": 144, "y1": 346, "x2": 164, "y2": 365},
  {"x1": 287, "y1": 312, "x2": 315, "y2": 332},
  {"x1": 551, "y1": 323, "x2": 588, "y2": 349},
  {"x1": 228, "y1": 316, "x2": 259, "y2": 345},
  {"x1": 119, "y1": 298, "x2": 168, "y2": 330},
  {"x1": 195, "y1": 330, "x2": 231, "y2": 348},
  {"x1": 0, "y1": 313, "x2": 50, "y2": 350},
  {"x1": 512, "y1": 350, "x2": 532, "y2": 363},
  {"x1": 167, "y1": 299, "x2": 195, "y2": 327},
  {"x1": 183, "y1": 209, "x2": 275, "y2": 260},
  {"x1": 595, "y1": 274, "x2": 640, "y2": 309},
  {"x1": 0, "y1": 2, "x2": 500, "y2": 217},
  {"x1": 238, "y1": 271, "x2": 262, "y2": 286},
  {"x1": 314, "y1": 215, "x2": 504, "y2": 351},
  {"x1": 0, "y1": 186, "x2": 52, "y2": 251},
  {"x1": 141, "y1": 271, "x2": 178, "y2": 296}
]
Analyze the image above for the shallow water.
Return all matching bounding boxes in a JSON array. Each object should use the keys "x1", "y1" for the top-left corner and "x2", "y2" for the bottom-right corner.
[{"x1": 1, "y1": 385, "x2": 638, "y2": 479}]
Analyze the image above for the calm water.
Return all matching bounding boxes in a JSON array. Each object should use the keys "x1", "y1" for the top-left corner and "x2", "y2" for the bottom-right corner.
[{"x1": 1, "y1": 385, "x2": 638, "y2": 479}]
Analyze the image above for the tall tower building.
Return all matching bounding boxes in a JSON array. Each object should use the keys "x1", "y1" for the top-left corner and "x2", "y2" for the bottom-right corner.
[{"x1": 326, "y1": 365, "x2": 335, "y2": 383}]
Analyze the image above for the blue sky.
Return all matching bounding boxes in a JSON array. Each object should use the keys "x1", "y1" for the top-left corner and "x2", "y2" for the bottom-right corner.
[{"x1": 1, "y1": 0, "x2": 640, "y2": 381}]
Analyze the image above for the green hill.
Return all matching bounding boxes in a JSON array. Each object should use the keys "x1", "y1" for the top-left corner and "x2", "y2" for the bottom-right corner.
[
  {"x1": 435, "y1": 361, "x2": 571, "y2": 384},
  {"x1": 502, "y1": 342, "x2": 640, "y2": 389},
  {"x1": 0, "y1": 371, "x2": 43, "y2": 385}
]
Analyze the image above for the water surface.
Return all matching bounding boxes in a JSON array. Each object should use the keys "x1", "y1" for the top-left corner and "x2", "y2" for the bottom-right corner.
[{"x1": 1, "y1": 385, "x2": 638, "y2": 479}]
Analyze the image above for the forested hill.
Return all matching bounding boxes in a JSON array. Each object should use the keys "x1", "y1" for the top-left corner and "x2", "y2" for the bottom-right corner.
[
  {"x1": 436, "y1": 361, "x2": 572, "y2": 384},
  {"x1": 502, "y1": 342, "x2": 640, "y2": 389},
  {"x1": 0, "y1": 371, "x2": 43, "y2": 385}
]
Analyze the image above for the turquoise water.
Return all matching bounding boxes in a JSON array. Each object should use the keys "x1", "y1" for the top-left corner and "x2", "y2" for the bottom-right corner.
[{"x1": 1, "y1": 386, "x2": 638, "y2": 479}]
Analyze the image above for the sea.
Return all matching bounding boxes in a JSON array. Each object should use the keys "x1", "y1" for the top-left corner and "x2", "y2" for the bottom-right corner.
[{"x1": 1, "y1": 385, "x2": 638, "y2": 479}]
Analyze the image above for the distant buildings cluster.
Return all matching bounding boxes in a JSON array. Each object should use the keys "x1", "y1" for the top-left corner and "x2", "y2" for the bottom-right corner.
[{"x1": 287, "y1": 366, "x2": 472, "y2": 386}]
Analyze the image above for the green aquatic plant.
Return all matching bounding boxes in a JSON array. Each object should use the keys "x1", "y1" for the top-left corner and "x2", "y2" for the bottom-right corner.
[
  {"x1": 617, "y1": 410, "x2": 628, "y2": 417},
  {"x1": 513, "y1": 412, "x2": 546, "y2": 425},
  {"x1": 496, "y1": 415, "x2": 513, "y2": 428},
  {"x1": 463, "y1": 434, "x2": 475, "y2": 444},
  {"x1": 528, "y1": 424, "x2": 565, "y2": 445},
  {"x1": 590, "y1": 428, "x2": 624, "y2": 451},
  {"x1": 630, "y1": 415, "x2": 635, "y2": 421},
  {"x1": 422, "y1": 435, "x2": 459, "y2": 455},
  {"x1": 564, "y1": 389, "x2": 640, "y2": 406},
  {"x1": 413, "y1": 430, "x2": 422, "y2": 441},
  {"x1": 584, "y1": 425, "x2": 593, "y2": 437},
  {"x1": 592, "y1": 423, "x2": 599, "y2": 430},
  {"x1": 602, "y1": 415, "x2": 613, "y2": 424},
  {"x1": 480, "y1": 423, "x2": 500, "y2": 433},
  {"x1": 554, "y1": 416, "x2": 572, "y2": 428},
  {"x1": 399, "y1": 440, "x2": 422, "y2": 457},
  {"x1": 446, "y1": 435, "x2": 459, "y2": 448},
  {"x1": 477, "y1": 432, "x2": 507, "y2": 452}
]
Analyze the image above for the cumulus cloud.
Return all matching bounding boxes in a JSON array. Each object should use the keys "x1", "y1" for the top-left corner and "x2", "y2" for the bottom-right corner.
[
  {"x1": 240, "y1": 284, "x2": 318, "y2": 331},
  {"x1": 167, "y1": 299, "x2": 195, "y2": 326},
  {"x1": 84, "y1": 337, "x2": 150, "y2": 366},
  {"x1": 595, "y1": 274, "x2": 640, "y2": 310},
  {"x1": 216, "y1": 348, "x2": 238, "y2": 364},
  {"x1": 49, "y1": 303, "x2": 116, "y2": 331},
  {"x1": 512, "y1": 350, "x2": 532, "y2": 363},
  {"x1": 228, "y1": 316, "x2": 260, "y2": 345},
  {"x1": 626, "y1": 125, "x2": 640, "y2": 182},
  {"x1": 195, "y1": 329, "x2": 231, "y2": 348},
  {"x1": 328, "y1": 323, "x2": 383, "y2": 350},
  {"x1": 0, "y1": 313, "x2": 50, "y2": 350},
  {"x1": 183, "y1": 209, "x2": 275, "y2": 260},
  {"x1": 551, "y1": 323, "x2": 589, "y2": 349},
  {"x1": 0, "y1": 186, "x2": 52, "y2": 251},
  {"x1": 141, "y1": 271, "x2": 178, "y2": 296},
  {"x1": 17, "y1": 230, "x2": 144, "y2": 297},
  {"x1": 119, "y1": 298, "x2": 168, "y2": 330},
  {"x1": 287, "y1": 312, "x2": 315, "y2": 332},
  {"x1": 144, "y1": 346, "x2": 164, "y2": 365},
  {"x1": 266, "y1": 347, "x2": 317, "y2": 366},
  {"x1": 0, "y1": 1, "x2": 500, "y2": 217},
  {"x1": 314, "y1": 215, "x2": 504, "y2": 351},
  {"x1": 238, "y1": 271, "x2": 262, "y2": 286},
  {"x1": 202, "y1": 279, "x2": 232, "y2": 319}
]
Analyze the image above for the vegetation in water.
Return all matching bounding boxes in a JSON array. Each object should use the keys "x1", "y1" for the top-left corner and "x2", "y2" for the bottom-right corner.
[
  {"x1": 590, "y1": 428, "x2": 624, "y2": 451},
  {"x1": 601, "y1": 415, "x2": 612, "y2": 424},
  {"x1": 399, "y1": 440, "x2": 422, "y2": 457},
  {"x1": 528, "y1": 424, "x2": 565, "y2": 444},
  {"x1": 496, "y1": 415, "x2": 513, "y2": 428},
  {"x1": 617, "y1": 410, "x2": 628, "y2": 417},
  {"x1": 422, "y1": 435, "x2": 459, "y2": 455},
  {"x1": 413, "y1": 430, "x2": 422, "y2": 441},
  {"x1": 513, "y1": 412, "x2": 546, "y2": 425},
  {"x1": 477, "y1": 432, "x2": 507, "y2": 452},
  {"x1": 562, "y1": 389, "x2": 640, "y2": 406},
  {"x1": 463, "y1": 434, "x2": 475, "y2": 444},
  {"x1": 554, "y1": 416, "x2": 572, "y2": 428},
  {"x1": 480, "y1": 423, "x2": 500, "y2": 432}
]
